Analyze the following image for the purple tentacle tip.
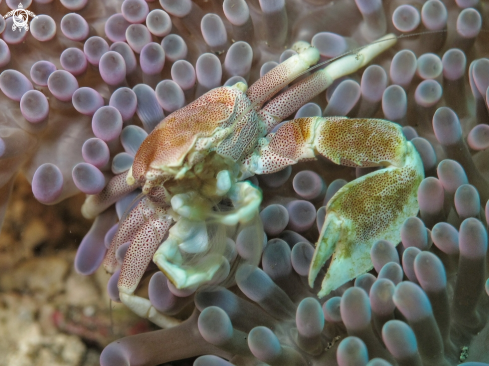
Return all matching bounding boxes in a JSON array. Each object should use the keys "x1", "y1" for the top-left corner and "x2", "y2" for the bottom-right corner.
[
  {"x1": 30, "y1": 15, "x2": 57, "y2": 42},
  {"x1": 393, "y1": 282, "x2": 432, "y2": 322},
  {"x1": 30, "y1": 61, "x2": 56, "y2": 87},
  {"x1": 107, "y1": 270, "x2": 121, "y2": 302},
  {"x1": 371, "y1": 240, "x2": 399, "y2": 273},
  {"x1": 100, "y1": 51, "x2": 127, "y2": 86},
  {"x1": 75, "y1": 210, "x2": 115, "y2": 275},
  {"x1": 84, "y1": 36, "x2": 110, "y2": 66},
  {"x1": 293, "y1": 170, "x2": 325, "y2": 200},
  {"x1": 122, "y1": 0, "x2": 149, "y2": 24},
  {"x1": 20, "y1": 90, "x2": 49, "y2": 123},
  {"x1": 61, "y1": 13, "x2": 89, "y2": 41},
  {"x1": 260, "y1": 204, "x2": 289, "y2": 236},
  {"x1": 392, "y1": 5, "x2": 420, "y2": 32},
  {"x1": 286, "y1": 200, "x2": 316, "y2": 232},
  {"x1": 32, "y1": 163, "x2": 64, "y2": 204},
  {"x1": 105, "y1": 14, "x2": 130, "y2": 43},
  {"x1": 61, "y1": 48, "x2": 88, "y2": 76},
  {"x1": 82, "y1": 138, "x2": 110, "y2": 169},
  {"x1": 0, "y1": 69, "x2": 33, "y2": 101},
  {"x1": 92, "y1": 106, "x2": 124, "y2": 142},
  {"x1": 337, "y1": 336, "x2": 369, "y2": 366},
  {"x1": 72, "y1": 87, "x2": 104, "y2": 116},
  {"x1": 100, "y1": 342, "x2": 130, "y2": 366},
  {"x1": 72, "y1": 162, "x2": 106, "y2": 195}
]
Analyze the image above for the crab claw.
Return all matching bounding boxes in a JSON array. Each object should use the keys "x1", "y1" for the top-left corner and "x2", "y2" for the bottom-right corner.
[
  {"x1": 309, "y1": 133, "x2": 424, "y2": 298},
  {"x1": 242, "y1": 116, "x2": 424, "y2": 298}
]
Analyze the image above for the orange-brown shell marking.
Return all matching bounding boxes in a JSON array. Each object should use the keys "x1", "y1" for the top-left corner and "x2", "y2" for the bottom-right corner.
[{"x1": 131, "y1": 87, "x2": 249, "y2": 183}]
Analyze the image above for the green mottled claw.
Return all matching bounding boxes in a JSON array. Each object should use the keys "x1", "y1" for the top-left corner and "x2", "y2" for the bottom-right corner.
[
  {"x1": 309, "y1": 124, "x2": 425, "y2": 298},
  {"x1": 308, "y1": 213, "x2": 341, "y2": 289}
]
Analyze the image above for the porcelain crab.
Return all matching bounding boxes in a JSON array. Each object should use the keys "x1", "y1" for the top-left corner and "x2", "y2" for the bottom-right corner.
[{"x1": 81, "y1": 33, "x2": 424, "y2": 327}]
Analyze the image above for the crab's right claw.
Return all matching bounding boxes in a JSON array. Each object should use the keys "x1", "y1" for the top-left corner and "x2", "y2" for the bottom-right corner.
[
  {"x1": 308, "y1": 208, "x2": 377, "y2": 299},
  {"x1": 308, "y1": 139, "x2": 424, "y2": 298},
  {"x1": 308, "y1": 212, "x2": 341, "y2": 289}
]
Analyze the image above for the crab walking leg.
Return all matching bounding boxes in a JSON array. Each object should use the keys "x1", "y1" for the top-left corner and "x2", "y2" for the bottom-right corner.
[
  {"x1": 243, "y1": 117, "x2": 424, "y2": 297},
  {"x1": 82, "y1": 173, "x2": 138, "y2": 219},
  {"x1": 103, "y1": 197, "x2": 154, "y2": 273},
  {"x1": 117, "y1": 207, "x2": 181, "y2": 328},
  {"x1": 258, "y1": 33, "x2": 397, "y2": 132},
  {"x1": 246, "y1": 41, "x2": 320, "y2": 107}
]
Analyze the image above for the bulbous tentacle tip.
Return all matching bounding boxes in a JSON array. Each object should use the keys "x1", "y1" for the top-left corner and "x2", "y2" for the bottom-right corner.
[
  {"x1": 100, "y1": 342, "x2": 130, "y2": 366},
  {"x1": 194, "y1": 355, "x2": 235, "y2": 366}
]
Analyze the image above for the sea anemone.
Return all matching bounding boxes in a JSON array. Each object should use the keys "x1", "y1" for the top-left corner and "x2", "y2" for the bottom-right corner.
[{"x1": 1, "y1": 0, "x2": 489, "y2": 365}]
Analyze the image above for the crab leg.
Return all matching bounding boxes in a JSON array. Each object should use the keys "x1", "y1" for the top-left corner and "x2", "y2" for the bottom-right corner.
[
  {"x1": 103, "y1": 197, "x2": 151, "y2": 273},
  {"x1": 243, "y1": 117, "x2": 424, "y2": 297},
  {"x1": 81, "y1": 173, "x2": 138, "y2": 219},
  {"x1": 246, "y1": 41, "x2": 320, "y2": 108},
  {"x1": 104, "y1": 197, "x2": 179, "y2": 328},
  {"x1": 258, "y1": 34, "x2": 397, "y2": 132}
]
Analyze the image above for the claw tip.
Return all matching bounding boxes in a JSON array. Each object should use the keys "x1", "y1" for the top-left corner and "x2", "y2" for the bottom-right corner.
[
  {"x1": 308, "y1": 274, "x2": 315, "y2": 289},
  {"x1": 126, "y1": 168, "x2": 135, "y2": 186},
  {"x1": 81, "y1": 197, "x2": 96, "y2": 220},
  {"x1": 232, "y1": 81, "x2": 248, "y2": 93}
]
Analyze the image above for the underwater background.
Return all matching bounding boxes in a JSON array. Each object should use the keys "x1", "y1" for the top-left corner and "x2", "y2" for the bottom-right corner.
[{"x1": 1, "y1": 0, "x2": 489, "y2": 365}]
